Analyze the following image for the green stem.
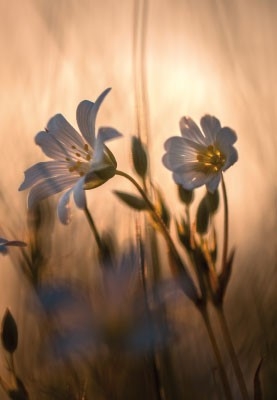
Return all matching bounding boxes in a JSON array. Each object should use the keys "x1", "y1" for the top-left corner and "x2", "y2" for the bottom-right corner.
[
  {"x1": 84, "y1": 206, "x2": 103, "y2": 251},
  {"x1": 115, "y1": 169, "x2": 198, "y2": 302},
  {"x1": 216, "y1": 305, "x2": 249, "y2": 400},
  {"x1": 137, "y1": 227, "x2": 164, "y2": 400},
  {"x1": 199, "y1": 307, "x2": 234, "y2": 400},
  {"x1": 221, "y1": 173, "x2": 229, "y2": 274}
]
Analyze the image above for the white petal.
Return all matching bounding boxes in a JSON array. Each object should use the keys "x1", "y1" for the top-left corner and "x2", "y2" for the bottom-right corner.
[
  {"x1": 179, "y1": 117, "x2": 206, "y2": 145},
  {"x1": 164, "y1": 136, "x2": 184, "y2": 152},
  {"x1": 216, "y1": 127, "x2": 237, "y2": 146},
  {"x1": 97, "y1": 126, "x2": 122, "y2": 142},
  {"x1": 223, "y1": 147, "x2": 238, "y2": 170},
  {"x1": 206, "y1": 174, "x2": 221, "y2": 192},
  {"x1": 76, "y1": 88, "x2": 111, "y2": 147},
  {"x1": 93, "y1": 127, "x2": 121, "y2": 164},
  {"x1": 46, "y1": 114, "x2": 85, "y2": 148},
  {"x1": 200, "y1": 115, "x2": 221, "y2": 143},
  {"x1": 173, "y1": 170, "x2": 210, "y2": 190},
  {"x1": 27, "y1": 175, "x2": 77, "y2": 208},
  {"x1": 73, "y1": 177, "x2": 87, "y2": 209},
  {"x1": 19, "y1": 161, "x2": 71, "y2": 190},
  {"x1": 163, "y1": 137, "x2": 203, "y2": 170},
  {"x1": 57, "y1": 189, "x2": 73, "y2": 225},
  {"x1": 35, "y1": 131, "x2": 69, "y2": 160}
]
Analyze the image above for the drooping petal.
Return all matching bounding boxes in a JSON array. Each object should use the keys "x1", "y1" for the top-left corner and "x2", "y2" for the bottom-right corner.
[
  {"x1": 46, "y1": 114, "x2": 85, "y2": 149},
  {"x1": 19, "y1": 161, "x2": 72, "y2": 191},
  {"x1": 93, "y1": 127, "x2": 122, "y2": 165},
  {"x1": 73, "y1": 177, "x2": 87, "y2": 209},
  {"x1": 76, "y1": 88, "x2": 111, "y2": 147},
  {"x1": 179, "y1": 117, "x2": 206, "y2": 145},
  {"x1": 206, "y1": 174, "x2": 221, "y2": 193},
  {"x1": 200, "y1": 115, "x2": 221, "y2": 143},
  {"x1": 27, "y1": 175, "x2": 78, "y2": 208},
  {"x1": 57, "y1": 189, "x2": 73, "y2": 225},
  {"x1": 216, "y1": 127, "x2": 237, "y2": 146}
]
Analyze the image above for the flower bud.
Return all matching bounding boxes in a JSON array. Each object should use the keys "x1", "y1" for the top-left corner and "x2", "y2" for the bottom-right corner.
[
  {"x1": 177, "y1": 185, "x2": 194, "y2": 205},
  {"x1": 131, "y1": 136, "x2": 148, "y2": 178},
  {"x1": 1, "y1": 309, "x2": 18, "y2": 353}
]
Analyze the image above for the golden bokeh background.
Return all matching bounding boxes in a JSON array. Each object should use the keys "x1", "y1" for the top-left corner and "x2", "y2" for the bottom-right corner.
[{"x1": 0, "y1": 0, "x2": 276, "y2": 398}]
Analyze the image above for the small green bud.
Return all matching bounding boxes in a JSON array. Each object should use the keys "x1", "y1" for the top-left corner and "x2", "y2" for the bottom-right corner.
[
  {"x1": 196, "y1": 197, "x2": 210, "y2": 234},
  {"x1": 177, "y1": 185, "x2": 194, "y2": 205},
  {"x1": 1, "y1": 309, "x2": 18, "y2": 353},
  {"x1": 131, "y1": 136, "x2": 148, "y2": 178},
  {"x1": 205, "y1": 190, "x2": 219, "y2": 214}
]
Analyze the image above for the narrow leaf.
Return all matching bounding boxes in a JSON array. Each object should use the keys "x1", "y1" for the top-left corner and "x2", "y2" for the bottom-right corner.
[
  {"x1": 254, "y1": 358, "x2": 263, "y2": 400},
  {"x1": 113, "y1": 190, "x2": 148, "y2": 210}
]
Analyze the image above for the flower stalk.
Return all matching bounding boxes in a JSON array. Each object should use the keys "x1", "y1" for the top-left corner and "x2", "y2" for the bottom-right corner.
[
  {"x1": 199, "y1": 306, "x2": 233, "y2": 400},
  {"x1": 83, "y1": 206, "x2": 104, "y2": 252},
  {"x1": 220, "y1": 172, "x2": 229, "y2": 275},
  {"x1": 216, "y1": 305, "x2": 250, "y2": 400}
]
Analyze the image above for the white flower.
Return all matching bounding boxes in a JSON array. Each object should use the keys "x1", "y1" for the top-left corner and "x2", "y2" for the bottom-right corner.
[
  {"x1": 19, "y1": 88, "x2": 122, "y2": 224},
  {"x1": 162, "y1": 115, "x2": 238, "y2": 192}
]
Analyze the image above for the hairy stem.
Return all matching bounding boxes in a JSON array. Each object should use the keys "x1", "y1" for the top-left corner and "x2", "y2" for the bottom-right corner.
[
  {"x1": 84, "y1": 206, "x2": 103, "y2": 251},
  {"x1": 221, "y1": 173, "x2": 229, "y2": 275},
  {"x1": 200, "y1": 307, "x2": 234, "y2": 400},
  {"x1": 216, "y1": 305, "x2": 250, "y2": 400}
]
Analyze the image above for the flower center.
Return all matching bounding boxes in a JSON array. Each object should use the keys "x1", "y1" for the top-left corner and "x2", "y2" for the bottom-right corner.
[
  {"x1": 196, "y1": 145, "x2": 226, "y2": 173},
  {"x1": 65, "y1": 143, "x2": 92, "y2": 176}
]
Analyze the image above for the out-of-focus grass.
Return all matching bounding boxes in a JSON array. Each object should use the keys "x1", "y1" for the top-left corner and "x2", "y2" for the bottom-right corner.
[{"x1": 0, "y1": 0, "x2": 276, "y2": 399}]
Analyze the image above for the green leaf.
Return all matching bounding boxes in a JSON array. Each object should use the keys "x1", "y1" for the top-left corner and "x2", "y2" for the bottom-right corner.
[
  {"x1": 196, "y1": 197, "x2": 210, "y2": 234},
  {"x1": 131, "y1": 136, "x2": 148, "y2": 178},
  {"x1": 177, "y1": 185, "x2": 194, "y2": 205},
  {"x1": 1, "y1": 309, "x2": 18, "y2": 353},
  {"x1": 113, "y1": 191, "x2": 148, "y2": 211}
]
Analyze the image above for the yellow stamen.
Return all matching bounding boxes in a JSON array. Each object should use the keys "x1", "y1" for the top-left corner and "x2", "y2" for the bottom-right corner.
[
  {"x1": 196, "y1": 145, "x2": 226, "y2": 173},
  {"x1": 66, "y1": 143, "x2": 93, "y2": 177}
]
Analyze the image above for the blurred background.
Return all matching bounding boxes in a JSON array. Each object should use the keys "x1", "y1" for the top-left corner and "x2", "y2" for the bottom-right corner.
[{"x1": 0, "y1": 0, "x2": 276, "y2": 399}]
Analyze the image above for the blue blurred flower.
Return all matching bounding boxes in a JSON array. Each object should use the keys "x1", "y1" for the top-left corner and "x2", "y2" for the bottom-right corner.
[{"x1": 0, "y1": 238, "x2": 26, "y2": 255}]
